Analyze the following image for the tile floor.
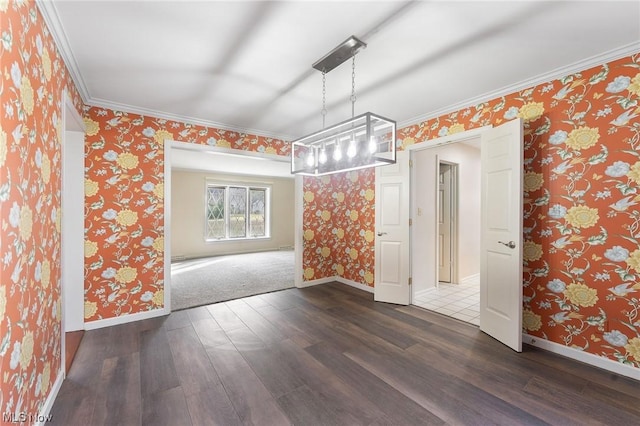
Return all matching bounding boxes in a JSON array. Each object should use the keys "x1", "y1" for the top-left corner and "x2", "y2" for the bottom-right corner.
[{"x1": 412, "y1": 277, "x2": 480, "y2": 325}]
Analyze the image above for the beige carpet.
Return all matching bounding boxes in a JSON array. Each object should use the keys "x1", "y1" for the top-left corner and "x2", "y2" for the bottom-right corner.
[{"x1": 170, "y1": 250, "x2": 295, "y2": 311}]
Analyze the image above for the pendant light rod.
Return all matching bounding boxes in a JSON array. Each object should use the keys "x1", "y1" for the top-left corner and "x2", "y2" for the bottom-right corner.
[
  {"x1": 312, "y1": 35, "x2": 366, "y2": 73},
  {"x1": 351, "y1": 55, "x2": 356, "y2": 118},
  {"x1": 321, "y1": 70, "x2": 327, "y2": 128}
]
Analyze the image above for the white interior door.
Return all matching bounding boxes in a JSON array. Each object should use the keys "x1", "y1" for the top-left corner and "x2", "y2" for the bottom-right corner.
[
  {"x1": 438, "y1": 163, "x2": 452, "y2": 283},
  {"x1": 479, "y1": 118, "x2": 523, "y2": 352},
  {"x1": 374, "y1": 150, "x2": 410, "y2": 305}
]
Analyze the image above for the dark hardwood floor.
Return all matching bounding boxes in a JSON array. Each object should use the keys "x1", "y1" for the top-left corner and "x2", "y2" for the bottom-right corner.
[
  {"x1": 65, "y1": 330, "x2": 84, "y2": 374},
  {"x1": 50, "y1": 282, "x2": 640, "y2": 425}
]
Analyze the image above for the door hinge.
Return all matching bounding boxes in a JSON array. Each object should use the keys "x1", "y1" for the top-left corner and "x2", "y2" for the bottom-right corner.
[
  {"x1": 409, "y1": 159, "x2": 413, "y2": 168},
  {"x1": 409, "y1": 218, "x2": 412, "y2": 226},
  {"x1": 408, "y1": 277, "x2": 412, "y2": 286}
]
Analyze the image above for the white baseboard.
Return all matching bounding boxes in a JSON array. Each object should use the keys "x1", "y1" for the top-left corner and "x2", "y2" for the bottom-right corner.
[
  {"x1": 336, "y1": 277, "x2": 374, "y2": 293},
  {"x1": 172, "y1": 247, "x2": 290, "y2": 263},
  {"x1": 38, "y1": 368, "x2": 64, "y2": 425},
  {"x1": 523, "y1": 334, "x2": 640, "y2": 381},
  {"x1": 84, "y1": 307, "x2": 169, "y2": 330},
  {"x1": 461, "y1": 273, "x2": 480, "y2": 285},
  {"x1": 296, "y1": 275, "x2": 374, "y2": 294},
  {"x1": 296, "y1": 277, "x2": 336, "y2": 288}
]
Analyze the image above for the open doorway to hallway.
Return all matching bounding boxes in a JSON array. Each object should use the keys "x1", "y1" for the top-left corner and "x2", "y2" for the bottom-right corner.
[
  {"x1": 413, "y1": 276, "x2": 480, "y2": 325},
  {"x1": 410, "y1": 137, "x2": 481, "y2": 325}
]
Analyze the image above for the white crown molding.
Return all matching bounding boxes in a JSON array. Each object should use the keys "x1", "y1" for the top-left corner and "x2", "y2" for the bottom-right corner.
[
  {"x1": 36, "y1": 0, "x2": 294, "y2": 141},
  {"x1": 398, "y1": 41, "x2": 640, "y2": 130},
  {"x1": 88, "y1": 97, "x2": 295, "y2": 142},
  {"x1": 38, "y1": 2, "x2": 638, "y2": 144},
  {"x1": 36, "y1": 0, "x2": 91, "y2": 103}
]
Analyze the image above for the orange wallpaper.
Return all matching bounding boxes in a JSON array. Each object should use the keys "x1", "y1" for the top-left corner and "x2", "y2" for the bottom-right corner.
[
  {"x1": 303, "y1": 172, "x2": 375, "y2": 285},
  {"x1": 304, "y1": 53, "x2": 640, "y2": 369},
  {"x1": 0, "y1": 0, "x2": 84, "y2": 421},
  {"x1": 83, "y1": 107, "x2": 289, "y2": 321},
  {"x1": 3, "y1": 7, "x2": 638, "y2": 416}
]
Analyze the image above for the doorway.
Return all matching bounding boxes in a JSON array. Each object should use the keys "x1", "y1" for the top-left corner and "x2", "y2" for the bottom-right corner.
[
  {"x1": 410, "y1": 137, "x2": 481, "y2": 325},
  {"x1": 61, "y1": 92, "x2": 85, "y2": 374},
  {"x1": 375, "y1": 120, "x2": 524, "y2": 351},
  {"x1": 165, "y1": 141, "x2": 297, "y2": 312}
]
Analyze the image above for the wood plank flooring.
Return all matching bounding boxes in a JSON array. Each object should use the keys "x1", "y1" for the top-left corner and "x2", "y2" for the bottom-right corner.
[
  {"x1": 65, "y1": 330, "x2": 84, "y2": 373},
  {"x1": 49, "y1": 282, "x2": 640, "y2": 426}
]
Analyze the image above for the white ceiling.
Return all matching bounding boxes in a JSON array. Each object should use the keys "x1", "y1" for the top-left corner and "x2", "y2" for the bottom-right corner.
[{"x1": 43, "y1": 0, "x2": 640, "y2": 142}]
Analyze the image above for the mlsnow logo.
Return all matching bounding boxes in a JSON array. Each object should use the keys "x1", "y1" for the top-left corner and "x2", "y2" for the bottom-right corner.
[{"x1": 2, "y1": 412, "x2": 53, "y2": 423}]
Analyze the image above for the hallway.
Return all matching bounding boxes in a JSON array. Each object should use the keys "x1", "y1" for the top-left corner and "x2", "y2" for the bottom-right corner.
[{"x1": 412, "y1": 277, "x2": 480, "y2": 325}]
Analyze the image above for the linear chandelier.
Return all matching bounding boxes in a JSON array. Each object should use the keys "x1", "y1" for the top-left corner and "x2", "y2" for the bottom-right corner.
[{"x1": 291, "y1": 36, "x2": 396, "y2": 176}]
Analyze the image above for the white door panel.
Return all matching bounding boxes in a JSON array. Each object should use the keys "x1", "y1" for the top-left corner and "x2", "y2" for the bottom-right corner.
[
  {"x1": 480, "y1": 118, "x2": 523, "y2": 352},
  {"x1": 486, "y1": 250, "x2": 514, "y2": 317},
  {"x1": 380, "y1": 242, "x2": 402, "y2": 283},
  {"x1": 486, "y1": 170, "x2": 511, "y2": 229},
  {"x1": 375, "y1": 150, "x2": 410, "y2": 305},
  {"x1": 381, "y1": 184, "x2": 401, "y2": 225}
]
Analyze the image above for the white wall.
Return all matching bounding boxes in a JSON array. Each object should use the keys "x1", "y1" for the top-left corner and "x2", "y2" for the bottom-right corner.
[
  {"x1": 412, "y1": 141, "x2": 481, "y2": 294},
  {"x1": 455, "y1": 144, "x2": 481, "y2": 280},
  {"x1": 62, "y1": 129, "x2": 85, "y2": 332},
  {"x1": 171, "y1": 169, "x2": 295, "y2": 259}
]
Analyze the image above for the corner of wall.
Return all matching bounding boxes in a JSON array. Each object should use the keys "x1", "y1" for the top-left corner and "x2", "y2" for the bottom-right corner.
[{"x1": 335, "y1": 277, "x2": 375, "y2": 294}]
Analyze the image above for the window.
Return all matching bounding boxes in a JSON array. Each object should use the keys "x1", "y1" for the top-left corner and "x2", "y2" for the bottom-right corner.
[{"x1": 205, "y1": 183, "x2": 270, "y2": 241}]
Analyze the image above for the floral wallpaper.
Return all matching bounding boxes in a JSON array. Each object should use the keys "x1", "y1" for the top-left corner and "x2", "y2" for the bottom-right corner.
[
  {"x1": 1, "y1": 0, "x2": 83, "y2": 421},
  {"x1": 303, "y1": 53, "x2": 640, "y2": 369},
  {"x1": 2, "y1": 8, "x2": 638, "y2": 424},
  {"x1": 83, "y1": 107, "x2": 289, "y2": 321},
  {"x1": 302, "y1": 171, "x2": 376, "y2": 286}
]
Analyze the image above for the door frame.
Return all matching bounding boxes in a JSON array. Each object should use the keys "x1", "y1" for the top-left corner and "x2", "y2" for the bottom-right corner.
[
  {"x1": 60, "y1": 89, "x2": 86, "y2": 377},
  {"x1": 163, "y1": 140, "x2": 300, "y2": 313},
  {"x1": 437, "y1": 160, "x2": 459, "y2": 285},
  {"x1": 406, "y1": 126, "x2": 489, "y2": 300}
]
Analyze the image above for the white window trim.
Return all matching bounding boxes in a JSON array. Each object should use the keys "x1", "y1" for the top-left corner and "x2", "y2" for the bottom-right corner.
[{"x1": 204, "y1": 181, "x2": 272, "y2": 242}]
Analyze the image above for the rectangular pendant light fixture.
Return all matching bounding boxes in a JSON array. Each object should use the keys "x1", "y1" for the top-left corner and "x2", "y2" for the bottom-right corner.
[
  {"x1": 291, "y1": 112, "x2": 396, "y2": 176},
  {"x1": 291, "y1": 36, "x2": 396, "y2": 176}
]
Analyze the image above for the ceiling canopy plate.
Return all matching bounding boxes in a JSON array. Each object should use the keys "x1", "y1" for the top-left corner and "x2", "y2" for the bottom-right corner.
[{"x1": 312, "y1": 35, "x2": 367, "y2": 73}]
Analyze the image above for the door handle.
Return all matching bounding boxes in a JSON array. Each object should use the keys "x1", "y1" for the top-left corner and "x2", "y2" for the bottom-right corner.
[
  {"x1": 377, "y1": 232, "x2": 387, "y2": 236},
  {"x1": 498, "y1": 240, "x2": 516, "y2": 249}
]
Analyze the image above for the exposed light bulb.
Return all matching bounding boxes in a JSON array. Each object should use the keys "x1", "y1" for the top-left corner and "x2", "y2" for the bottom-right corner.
[
  {"x1": 347, "y1": 137, "x2": 357, "y2": 159},
  {"x1": 306, "y1": 151, "x2": 315, "y2": 167},
  {"x1": 368, "y1": 136, "x2": 377, "y2": 154},
  {"x1": 333, "y1": 142, "x2": 342, "y2": 161},
  {"x1": 319, "y1": 145, "x2": 327, "y2": 164}
]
